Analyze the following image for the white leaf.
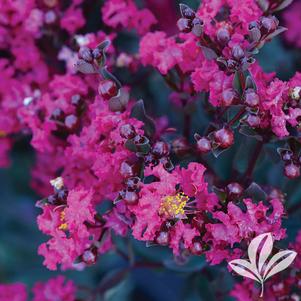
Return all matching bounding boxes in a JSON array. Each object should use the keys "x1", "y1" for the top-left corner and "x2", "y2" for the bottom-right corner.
[
  {"x1": 228, "y1": 259, "x2": 262, "y2": 283},
  {"x1": 263, "y1": 250, "x2": 297, "y2": 281},
  {"x1": 258, "y1": 233, "x2": 273, "y2": 274},
  {"x1": 248, "y1": 232, "x2": 273, "y2": 274}
]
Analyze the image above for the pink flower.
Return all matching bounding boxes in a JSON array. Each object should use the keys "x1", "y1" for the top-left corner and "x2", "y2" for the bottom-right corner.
[
  {"x1": 37, "y1": 188, "x2": 100, "y2": 270},
  {"x1": 32, "y1": 276, "x2": 76, "y2": 301},
  {"x1": 60, "y1": 7, "x2": 85, "y2": 34},
  {"x1": 283, "y1": 1, "x2": 301, "y2": 48},
  {"x1": 191, "y1": 60, "x2": 233, "y2": 106},
  {"x1": 102, "y1": 0, "x2": 157, "y2": 35},
  {"x1": 205, "y1": 198, "x2": 286, "y2": 264},
  {"x1": 0, "y1": 283, "x2": 27, "y2": 301},
  {"x1": 139, "y1": 31, "x2": 183, "y2": 74},
  {"x1": 129, "y1": 163, "x2": 218, "y2": 255}
]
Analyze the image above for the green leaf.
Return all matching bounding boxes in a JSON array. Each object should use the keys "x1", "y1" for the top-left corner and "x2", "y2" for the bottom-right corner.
[
  {"x1": 232, "y1": 72, "x2": 243, "y2": 95},
  {"x1": 199, "y1": 46, "x2": 218, "y2": 60},
  {"x1": 243, "y1": 182, "x2": 267, "y2": 202},
  {"x1": 130, "y1": 99, "x2": 156, "y2": 138}
]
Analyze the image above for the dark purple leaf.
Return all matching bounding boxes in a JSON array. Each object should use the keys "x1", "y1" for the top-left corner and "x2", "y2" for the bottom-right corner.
[
  {"x1": 256, "y1": 0, "x2": 269, "y2": 11},
  {"x1": 274, "y1": 0, "x2": 293, "y2": 12},
  {"x1": 130, "y1": 99, "x2": 156, "y2": 138},
  {"x1": 265, "y1": 26, "x2": 287, "y2": 40}
]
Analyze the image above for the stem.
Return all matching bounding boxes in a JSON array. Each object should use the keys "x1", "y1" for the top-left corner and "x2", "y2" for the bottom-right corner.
[
  {"x1": 183, "y1": 112, "x2": 191, "y2": 139},
  {"x1": 244, "y1": 140, "x2": 264, "y2": 181},
  {"x1": 260, "y1": 281, "x2": 264, "y2": 298},
  {"x1": 288, "y1": 201, "x2": 301, "y2": 215},
  {"x1": 228, "y1": 107, "x2": 245, "y2": 127}
]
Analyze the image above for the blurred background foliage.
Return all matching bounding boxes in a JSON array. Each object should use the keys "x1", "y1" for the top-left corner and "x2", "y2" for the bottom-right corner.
[{"x1": 1, "y1": 0, "x2": 301, "y2": 300}]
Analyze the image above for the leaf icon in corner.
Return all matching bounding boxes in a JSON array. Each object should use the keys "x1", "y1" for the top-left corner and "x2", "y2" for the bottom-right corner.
[{"x1": 228, "y1": 232, "x2": 297, "y2": 297}]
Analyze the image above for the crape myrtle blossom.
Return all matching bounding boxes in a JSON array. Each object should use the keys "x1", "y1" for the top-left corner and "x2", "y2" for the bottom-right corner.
[{"x1": 1, "y1": 0, "x2": 301, "y2": 299}]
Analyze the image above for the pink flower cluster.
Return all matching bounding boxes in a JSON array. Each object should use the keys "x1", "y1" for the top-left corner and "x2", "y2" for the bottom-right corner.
[{"x1": 0, "y1": 276, "x2": 76, "y2": 301}]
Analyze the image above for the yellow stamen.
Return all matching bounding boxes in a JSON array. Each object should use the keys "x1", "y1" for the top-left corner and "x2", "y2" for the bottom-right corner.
[
  {"x1": 0, "y1": 130, "x2": 6, "y2": 138},
  {"x1": 59, "y1": 223, "x2": 68, "y2": 231},
  {"x1": 159, "y1": 192, "x2": 189, "y2": 219},
  {"x1": 58, "y1": 211, "x2": 68, "y2": 231}
]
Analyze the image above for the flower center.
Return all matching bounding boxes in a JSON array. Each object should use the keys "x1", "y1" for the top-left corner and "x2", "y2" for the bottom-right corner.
[
  {"x1": 159, "y1": 192, "x2": 189, "y2": 219},
  {"x1": 58, "y1": 211, "x2": 68, "y2": 231}
]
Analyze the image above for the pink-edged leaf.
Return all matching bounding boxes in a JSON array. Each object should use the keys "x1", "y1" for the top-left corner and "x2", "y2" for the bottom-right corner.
[
  {"x1": 263, "y1": 250, "x2": 297, "y2": 281},
  {"x1": 228, "y1": 259, "x2": 262, "y2": 283},
  {"x1": 248, "y1": 233, "x2": 273, "y2": 273}
]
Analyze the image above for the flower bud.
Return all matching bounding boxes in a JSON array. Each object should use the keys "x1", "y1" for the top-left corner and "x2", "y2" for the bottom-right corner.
[
  {"x1": 281, "y1": 150, "x2": 293, "y2": 162},
  {"x1": 172, "y1": 137, "x2": 190, "y2": 157},
  {"x1": 156, "y1": 231, "x2": 170, "y2": 246},
  {"x1": 82, "y1": 249, "x2": 97, "y2": 265},
  {"x1": 120, "y1": 161, "x2": 139, "y2": 178},
  {"x1": 190, "y1": 240, "x2": 203, "y2": 255},
  {"x1": 160, "y1": 157, "x2": 174, "y2": 171},
  {"x1": 260, "y1": 16, "x2": 278, "y2": 34},
  {"x1": 213, "y1": 128, "x2": 234, "y2": 148},
  {"x1": 191, "y1": 17, "x2": 204, "y2": 37},
  {"x1": 246, "y1": 114, "x2": 260, "y2": 127},
  {"x1": 226, "y1": 182, "x2": 243, "y2": 201},
  {"x1": 64, "y1": 114, "x2": 79, "y2": 132},
  {"x1": 217, "y1": 27, "x2": 230, "y2": 45},
  {"x1": 92, "y1": 48, "x2": 102, "y2": 60},
  {"x1": 227, "y1": 59, "x2": 239, "y2": 71},
  {"x1": 144, "y1": 153, "x2": 158, "y2": 166},
  {"x1": 222, "y1": 88, "x2": 237, "y2": 106},
  {"x1": 232, "y1": 45, "x2": 245, "y2": 61},
  {"x1": 71, "y1": 94, "x2": 82, "y2": 107},
  {"x1": 98, "y1": 80, "x2": 119, "y2": 100},
  {"x1": 195, "y1": 136, "x2": 211, "y2": 153},
  {"x1": 120, "y1": 124, "x2": 136, "y2": 139},
  {"x1": 51, "y1": 108, "x2": 65, "y2": 121},
  {"x1": 123, "y1": 190, "x2": 138, "y2": 205},
  {"x1": 177, "y1": 18, "x2": 192, "y2": 33},
  {"x1": 78, "y1": 46, "x2": 93, "y2": 62},
  {"x1": 152, "y1": 141, "x2": 170, "y2": 157},
  {"x1": 125, "y1": 177, "x2": 140, "y2": 191},
  {"x1": 284, "y1": 163, "x2": 300, "y2": 179},
  {"x1": 244, "y1": 89, "x2": 259, "y2": 107}
]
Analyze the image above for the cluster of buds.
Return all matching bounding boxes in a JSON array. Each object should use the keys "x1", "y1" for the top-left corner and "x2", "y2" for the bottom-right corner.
[
  {"x1": 248, "y1": 16, "x2": 280, "y2": 44},
  {"x1": 144, "y1": 141, "x2": 172, "y2": 171},
  {"x1": 118, "y1": 123, "x2": 173, "y2": 205},
  {"x1": 278, "y1": 148, "x2": 301, "y2": 179},
  {"x1": 50, "y1": 94, "x2": 85, "y2": 136},
  {"x1": 194, "y1": 127, "x2": 235, "y2": 154},
  {"x1": 78, "y1": 46, "x2": 103, "y2": 65},
  {"x1": 76, "y1": 41, "x2": 125, "y2": 111},
  {"x1": 177, "y1": 4, "x2": 204, "y2": 37},
  {"x1": 118, "y1": 169, "x2": 141, "y2": 206}
]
